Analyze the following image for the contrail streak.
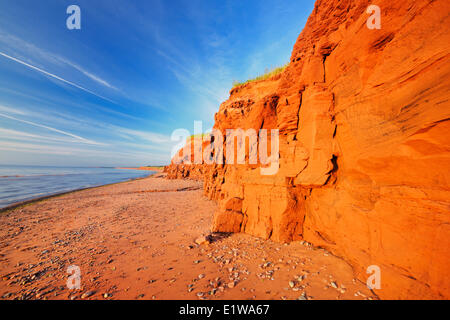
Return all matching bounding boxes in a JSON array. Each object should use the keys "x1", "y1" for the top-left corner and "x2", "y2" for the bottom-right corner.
[
  {"x1": 0, "y1": 51, "x2": 116, "y2": 104},
  {"x1": 0, "y1": 112, "x2": 103, "y2": 145}
]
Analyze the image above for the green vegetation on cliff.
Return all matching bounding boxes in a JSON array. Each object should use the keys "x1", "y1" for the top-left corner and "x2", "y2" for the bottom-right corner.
[{"x1": 232, "y1": 63, "x2": 288, "y2": 88}]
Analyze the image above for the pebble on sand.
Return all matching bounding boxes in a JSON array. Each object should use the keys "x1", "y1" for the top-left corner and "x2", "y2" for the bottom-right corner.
[
  {"x1": 195, "y1": 236, "x2": 211, "y2": 245},
  {"x1": 81, "y1": 291, "x2": 95, "y2": 299}
]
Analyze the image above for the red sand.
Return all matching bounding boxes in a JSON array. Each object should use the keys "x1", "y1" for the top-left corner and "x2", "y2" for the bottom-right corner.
[{"x1": 0, "y1": 174, "x2": 376, "y2": 300}]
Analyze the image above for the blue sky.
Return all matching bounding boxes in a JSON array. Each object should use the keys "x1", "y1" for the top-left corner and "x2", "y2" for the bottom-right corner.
[{"x1": 0, "y1": 0, "x2": 315, "y2": 167}]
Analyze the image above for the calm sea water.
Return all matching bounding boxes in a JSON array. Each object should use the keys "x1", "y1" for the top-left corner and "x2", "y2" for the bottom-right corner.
[{"x1": 0, "y1": 165, "x2": 154, "y2": 208}]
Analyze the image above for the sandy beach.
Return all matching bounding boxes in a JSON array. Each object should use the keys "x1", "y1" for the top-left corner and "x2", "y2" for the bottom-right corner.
[{"x1": 0, "y1": 174, "x2": 376, "y2": 300}]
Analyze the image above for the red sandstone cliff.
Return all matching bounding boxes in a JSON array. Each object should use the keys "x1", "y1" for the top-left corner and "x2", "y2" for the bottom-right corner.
[{"x1": 166, "y1": 0, "x2": 450, "y2": 299}]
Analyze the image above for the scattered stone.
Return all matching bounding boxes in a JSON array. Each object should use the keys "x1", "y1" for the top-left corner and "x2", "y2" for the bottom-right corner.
[
  {"x1": 195, "y1": 236, "x2": 211, "y2": 245},
  {"x1": 289, "y1": 281, "x2": 295, "y2": 288},
  {"x1": 330, "y1": 281, "x2": 338, "y2": 289},
  {"x1": 227, "y1": 281, "x2": 235, "y2": 288},
  {"x1": 298, "y1": 292, "x2": 308, "y2": 300},
  {"x1": 81, "y1": 291, "x2": 95, "y2": 299},
  {"x1": 355, "y1": 291, "x2": 366, "y2": 297},
  {"x1": 198, "y1": 274, "x2": 205, "y2": 279},
  {"x1": 2, "y1": 292, "x2": 12, "y2": 299},
  {"x1": 297, "y1": 275, "x2": 306, "y2": 281}
]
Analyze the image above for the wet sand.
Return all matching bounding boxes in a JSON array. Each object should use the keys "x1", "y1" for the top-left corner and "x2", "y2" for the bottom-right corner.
[{"x1": 0, "y1": 174, "x2": 376, "y2": 300}]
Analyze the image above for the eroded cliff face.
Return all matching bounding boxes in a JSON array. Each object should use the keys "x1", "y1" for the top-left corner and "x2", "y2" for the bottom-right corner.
[{"x1": 166, "y1": 0, "x2": 450, "y2": 299}]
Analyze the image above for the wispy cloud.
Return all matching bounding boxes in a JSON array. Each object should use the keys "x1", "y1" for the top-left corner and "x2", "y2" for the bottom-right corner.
[
  {"x1": 114, "y1": 127, "x2": 171, "y2": 145},
  {"x1": 157, "y1": 46, "x2": 231, "y2": 121},
  {"x1": 0, "y1": 33, "x2": 168, "y2": 113},
  {"x1": 0, "y1": 141, "x2": 79, "y2": 155},
  {"x1": 0, "y1": 140, "x2": 170, "y2": 163},
  {"x1": 0, "y1": 140, "x2": 109, "y2": 156},
  {"x1": 0, "y1": 112, "x2": 104, "y2": 145},
  {"x1": 0, "y1": 104, "x2": 26, "y2": 115},
  {"x1": 0, "y1": 128, "x2": 101, "y2": 146},
  {"x1": 0, "y1": 32, "x2": 118, "y2": 91},
  {"x1": 0, "y1": 51, "x2": 116, "y2": 104},
  {"x1": 58, "y1": 57, "x2": 117, "y2": 90}
]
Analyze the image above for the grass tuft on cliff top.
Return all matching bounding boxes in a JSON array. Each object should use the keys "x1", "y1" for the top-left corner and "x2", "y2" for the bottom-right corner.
[
  {"x1": 187, "y1": 133, "x2": 209, "y2": 141},
  {"x1": 232, "y1": 63, "x2": 288, "y2": 88}
]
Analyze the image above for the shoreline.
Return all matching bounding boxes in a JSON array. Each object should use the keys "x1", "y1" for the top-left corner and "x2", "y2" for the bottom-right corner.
[
  {"x1": 116, "y1": 166, "x2": 164, "y2": 172},
  {"x1": 0, "y1": 171, "x2": 160, "y2": 214}
]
